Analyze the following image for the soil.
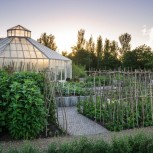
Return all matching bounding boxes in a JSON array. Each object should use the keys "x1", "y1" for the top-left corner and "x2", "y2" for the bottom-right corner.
[{"x1": 0, "y1": 123, "x2": 66, "y2": 142}]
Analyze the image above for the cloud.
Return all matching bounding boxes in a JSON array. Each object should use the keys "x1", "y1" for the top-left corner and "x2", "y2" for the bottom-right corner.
[
  {"x1": 147, "y1": 27, "x2": 153, "y2": 47},
  {"x1": 142, "y1": 25, "x2": 147, "y2": 35},
  {"x1": 141, "y1": 25, "x2": 153, "y2": 48}
]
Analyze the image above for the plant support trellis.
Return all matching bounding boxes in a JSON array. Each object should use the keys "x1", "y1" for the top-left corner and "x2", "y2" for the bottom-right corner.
[{"x1": 78, "y1": 69, "x2": 153, "y2": 131}]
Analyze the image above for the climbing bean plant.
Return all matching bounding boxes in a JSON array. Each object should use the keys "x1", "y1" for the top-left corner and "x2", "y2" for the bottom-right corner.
[{"x1": 78, "y1": 70, "x2": 153, "y2": 131}]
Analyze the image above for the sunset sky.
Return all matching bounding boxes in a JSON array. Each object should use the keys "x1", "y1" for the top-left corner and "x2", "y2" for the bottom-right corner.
[{"x1": 0, "y1": 0, "x2": 153, "y2": 53}]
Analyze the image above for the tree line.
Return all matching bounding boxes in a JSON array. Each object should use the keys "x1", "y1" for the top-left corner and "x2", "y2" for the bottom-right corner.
[{"x1": 38, "y1": 30, "x2": 153, "y2": 70}]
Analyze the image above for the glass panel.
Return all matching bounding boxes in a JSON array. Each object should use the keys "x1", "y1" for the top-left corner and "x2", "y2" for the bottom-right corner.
[
  {"x1": 20, "y1": 31, "x2": 24, "y2": 36},
  {"x1": 27, "y1": 32, "x2": 31, "y2": 37},
  {"x1": 35, "y1": 51, "x2": 43, "y2": 58},
  {"x1": 17, "y1": 51, "x2": 24, "y2": 58},
  {"x1": 28, "y1": 44, "x2": 34, "y2": 51},
  {"x1": 29, "y1": 51, "x2": 36, "y2": 58},
  {"x1": 23, "y1": 51, "x2": 30, "y2": 58},
  {"x1": 4, "y1": 51, "x2": 11, "y2": 57},
  {"x1": 42, "y1": 54, "x2": 47, "y2": 58},
  {"x1": 43, "y1": 59, "x2": 49, "y2": 68},
  {"x1": 22, "y1": 44, "x2": 29, "y2": 50},
  {"x1": 24, "y1": 59, "x2": 31, "y2": 63},
  {"x1": 37, "y1": 59, "x2": 44, "y2": 69},
  {"x1": 31, "y1": 59, "x2": 38, "y2": 65},
  {"x1": 11, "y1": 51, "x2": 18, "y2": 57},
  {"x1": 11, "y1": 38, "x2": 16, "y2": 43},
  {"x1": 25, "y1": 31, "x2": 28, "y2": 37},
  {"x1": 15, "y1": 38, "x2": 20, "y2": 43},
  {"x1": 21, "y1": 38, "x2": 27, "y2": 44},
  {"x1": 11, "y1": 30, "x2": 15, "y2": 36},
  {"x1": 4, "y1": 45, "x2": 10, "y2": 51},
  {"x1": 10, "y1": 44, "x2": 16, "y2": 50},
  {"x1": 8, "y1": 29, "x2": 31, "y2": 38},
  {"x1": 15, "y1": 30, "x2": 20, "y2": 36},
  {"x1": 0, "y1": 52, "x2": 5, "y2": 57},
  {"x1": 62, "y1": 69, "x2": 65, "y2": 80},
  {"x1": 17, "y1": 59, "x2": 25, "y2": 65},
  {"x1": 8, "y1": 31, "x2": 11, "y2": 37},
  {"x1": 16, "y1": 44, "x2": 22, "y2": 50},
  {"x1": 57, "y1": 69, "x2": 61, "y2": 80}
]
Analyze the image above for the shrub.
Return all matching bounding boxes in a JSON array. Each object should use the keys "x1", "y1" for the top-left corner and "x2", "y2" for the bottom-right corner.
[
  {"x1": 20, "y1": 145, "x2": 40, "y2": 153},
  {"x1": 7, "y1": 80, "x2": 46, "y2": 139},
  {"x1": 86, "y1": 75, "x2": 110, "y2": 86},
  {"x1": 128, "y1": 134, "x2": 153, "y2": 153},
  {"x1": 11, "y1": 71, "x2": 44, "y2": 93},
  {"x1": 72, "y1": 64, "x2": 87, "y2": 79},
  {"x1": 0, "y1": 70, "x2": 9, "y2": 133},
  {"x1": 60, "y1": 82, "x2": 91, "y2": 96},
  {"x1": 3, "y1": 134, "x2": 153, "y2": 153},
  {"x1": 47, "y1": 143, "x2": 58, "y2": 153},
  {"x1": 111, "y1": 137, "x2": 131, "y2": 153}
]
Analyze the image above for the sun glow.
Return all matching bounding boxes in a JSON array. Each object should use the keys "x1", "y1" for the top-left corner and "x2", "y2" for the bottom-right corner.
[{"x1": 55, "y1": 30, "x2": 77, "y2": 53}]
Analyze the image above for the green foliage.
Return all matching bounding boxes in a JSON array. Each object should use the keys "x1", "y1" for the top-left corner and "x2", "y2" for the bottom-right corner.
[
  {"x1": 6, "y1": 80, "x2": 46, "y2": 139},
  {"x1": 7, "y1": 145, "x2": 40, "y2": 153},
  {"x1": 0, "y1": 146, "x2": 2, "y2": 153},
  {"x1": 47, "y1": 143, "x2": 58, "y2": 153},
  {"x1": 37, "y1": 32, "x2": 57, "y2": 51},
  {"x1": 119, "y1": 33, "x2": 131, "y2": 55},
  {"x1": 0, "y1": 70, "x2": 9, "y2": 133},
  {"x1": 11, "y1": 71, "x2": 44, "y2": 93},
  {"x1": 86, "y1": 75, "x2": 110, "y2": 86},
  {"x1": 7, "y1": 149, "x2": 19, "y2": 153},
  {"x1": 0, "y1": 70, "x2": 48, "y2": 139},
  {"x1": 78, "y1": 97, "x2": 153, "y2": 131},
  {"x1": 111, "y1": 137, "x2": 131, "y2": 153},
  {"x1": 96, "y1": 36, "x2": 103, "y2": 69},
  {"x1": 128, "y1": 134, "x2": 153, "y2": 153},
  {"x1": 72, "y1": 64, "x2": 87, "y2": 79},
  {"x1": 122, "y1": 44, "x2": 153, "y2": 69},
  {"x1": 67, "y1": 29, "x2": 153, "y2": 70},
  {"x1": 59, "y1": 82, "x2": 91, "y2": 96},
  {"x1": 20, "y1": 145, "x2": 40, "y2": 153},
  {"x1": 6, "y1": 134, "x2": 153, "y2": 153}
]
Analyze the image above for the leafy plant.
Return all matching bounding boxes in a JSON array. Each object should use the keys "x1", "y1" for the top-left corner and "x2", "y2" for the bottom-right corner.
[
  {"x1": 72, "y1": 64, "x2": 87, "y2": 79},
  {"x1": 6, "y1": 80, "x2": 46, "y2": 139},
  {"x1": 0, "y1": 70, "x2": 9, "y2": 133},
  {"x1": 78, "y1": 97, "x2": 153, "y2": 131},
  {"x1": 57, "y1": 82, "x2": 92, "y2": 96},
  {"x1": 11, "y1": 71, "x2": 44, "y2": 93}
]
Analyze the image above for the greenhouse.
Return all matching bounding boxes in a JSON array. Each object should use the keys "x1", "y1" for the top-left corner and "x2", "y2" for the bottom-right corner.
[{"x1": 0, "y1": 25, "x2": 72, "y2": 81}]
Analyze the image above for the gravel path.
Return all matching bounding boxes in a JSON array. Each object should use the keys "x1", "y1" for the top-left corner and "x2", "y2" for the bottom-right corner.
[
  {"x1": 1, "y1": 107, "x2": 153, "y2": 152},
  {"x1": 58, "y1": 107, "x2": 110, "y2": 136}
]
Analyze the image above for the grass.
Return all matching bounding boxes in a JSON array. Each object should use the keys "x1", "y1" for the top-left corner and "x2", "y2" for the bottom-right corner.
[{"x1": 2, "y1": 133, "x2": 153, "y2": 153}]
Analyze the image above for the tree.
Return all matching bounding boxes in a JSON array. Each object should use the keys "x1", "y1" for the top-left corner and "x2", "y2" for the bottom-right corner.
[
  {"x1": 86, "y1": 35, "x2": 95, "y2": 53},
  {"x1": 110, "y1": 40, "x2": 119, "y2": 57},
  {"x1": 123, "y1": 44, "x2": 153, "y2": 69},
  {"x1": 119, "y1": 33, "x2": 131, "y2": 55},
  {"x1": 103, "y1": 39, "x2": 121, "y2": 69},
  {"x1": 85, "y1": 35, "x2": 97, "y2": 68},
  {"x1": 122, "y1": 50, "x2": 138, "y2": 69},
  {"x1": 62, "y1": 51, "x2": 68, "y2": 56},
  {"x1": 37, "y1": 33, "x2": 57, "y2": 51},
  {"x1": 72, "y1": 29, "x2": 85, "y2": 52},
  {"x1": 134, "y1": 44, "x2": 153, "y2": 69},
  {"x1": 70, "y1": 29, "x2": 92, "y2": 69},
  {"x1": 96, "y1": 36, "x2": 103, "y2": 69}
]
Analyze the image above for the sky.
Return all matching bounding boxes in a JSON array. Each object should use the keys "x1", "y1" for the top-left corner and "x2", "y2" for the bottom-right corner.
[{"x1": 0, "y1": 0, "x2": 153, "y2": 53}]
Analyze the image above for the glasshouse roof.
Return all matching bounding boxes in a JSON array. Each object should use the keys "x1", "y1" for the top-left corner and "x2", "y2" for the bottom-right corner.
[{"x1": 0, "y1": 25, "x2": 70, "y2": 61}]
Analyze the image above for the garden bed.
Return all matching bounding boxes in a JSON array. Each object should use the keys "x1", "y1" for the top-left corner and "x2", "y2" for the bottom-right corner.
[
  {"x1": 77, "y1": 96, "x2": 153, "y2": 131},
  {"x1": 0, "y1": 123, "x2": 65, "y2": 142}
]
